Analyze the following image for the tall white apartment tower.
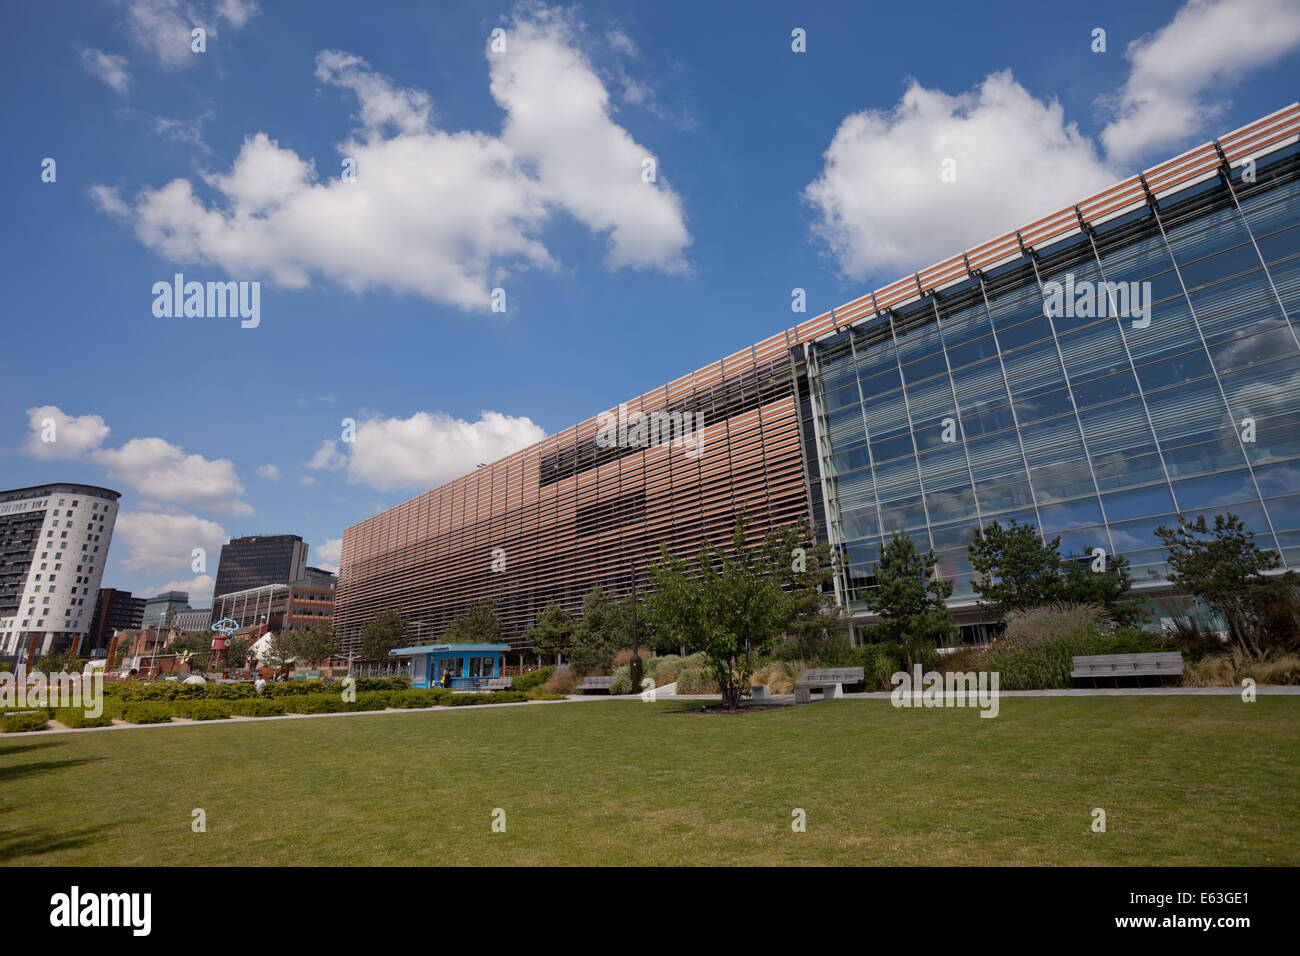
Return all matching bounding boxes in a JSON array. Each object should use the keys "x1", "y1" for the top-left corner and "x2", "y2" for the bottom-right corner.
[{"x1": 0, "y1": 483, "x2": 121, "y2": 659}]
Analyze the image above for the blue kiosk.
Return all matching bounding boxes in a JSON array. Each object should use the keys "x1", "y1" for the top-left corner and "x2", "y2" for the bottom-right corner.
[{"x1": 389, "y1": 643, "x2": 510, "y2": 690}]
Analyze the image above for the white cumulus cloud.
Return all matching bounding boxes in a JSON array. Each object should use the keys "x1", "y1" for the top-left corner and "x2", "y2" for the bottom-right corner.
[
  {"x1": 24, "y1": 405, "x2": 111, "y2": 459},
  {"x1": 309, "y1": 410, "x2": 545, "y2": 492},
  {"x1": 804, "y1": 71, "x2": 1115, "y2": 280},
  {"x1": 91, "y1": 4, "x2": 690, "y2": 311},
  {"x1": 112, "y1": 510, "x2": 228, "y2": 577},
  {"x1": 1100, "y1": 0, "x2": 1300, "y2": 165},
  {"x1": 80, "y1": 48, "x2": 131, "y2": 94}
]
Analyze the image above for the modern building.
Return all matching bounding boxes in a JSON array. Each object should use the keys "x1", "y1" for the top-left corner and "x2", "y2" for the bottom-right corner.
[
  {"x1": 210, "y1": 570, "x2": 336, "y2": 635},
  {"x1": 0, "y1": 482, "x2": 121, "y2": 659},
  {"x1": 171, "y1": 607, "x2": 213, "y2": 633},
  {"x1": 335, "y1": 105, "x2": 1300, "y2": 654},
  {"x1": 141, "y1": 591, "x2": 190, "y2": 629},
  {"x1": 85, "y1": 587, "x2": 146, "y2": 654},
  {"x1": 212, "y1": 534, "x2": 309, "y2": 599}
]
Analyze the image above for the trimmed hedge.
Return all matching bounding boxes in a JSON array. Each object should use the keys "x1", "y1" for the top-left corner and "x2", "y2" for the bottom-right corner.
[
  {"x1": 121, "y1": 703, "x2": 176, "y2": 724},
  {"x1": 1, "y1": 710, "x2": 51, "y2": 733},
  {"x1": 54, "y1": 708, "x2": 114, "y2": 729},
  {"x1": 173, "y1": 700, "x2": 233, "y2": 720},
  {"x1": 228, "y1": 698, "x2": 288, "y2": 717},
  {"x1": 442, "y1": 690, "x2": 529, "y2": 706}
]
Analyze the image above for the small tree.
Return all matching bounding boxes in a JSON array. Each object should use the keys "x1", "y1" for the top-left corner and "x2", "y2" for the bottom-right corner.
[
  {"x1": 526, "y1": 602, "x2": 576, "y2": 665},
  {"x1": 360, "y1": 608, "x2": 411, "y2": 669},
  {"x1": 1060, "y1": 552, "x2": 1139, "y2": 626},
  {"x1": 165, "y1": 633, "x2": 212, "y2": 671},
  {"x1": 762, "y1": 518, "x2": 846, "y2": 660},
  {"x1": 968, "y1": 519, "x2": 1063, "y2": 615},
  {"x1": 862, "y1": 531, "x2": 955, "y2": 668},
  {"x1": 1156, "y1": 512, "x2": 1288, "y2": 658},
  {"x1": 445, "y1": 602, "x2": 502, "y2": 645},
  {"x1": 263, "y1": 631, "x2": 299, "y2": 672},
  {"x1": 569, "y1": 587, "x2": 624, "y2": 675},
  {"x1": 293, "y1": 625, "x2": 339, "y2": 669},
  {"x1": 645, "y1": 512, "x2": 812, "y2": 710}
]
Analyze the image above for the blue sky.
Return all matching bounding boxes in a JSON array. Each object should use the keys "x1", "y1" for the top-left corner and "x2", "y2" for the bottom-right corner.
[{"x1": 2, "y1": 0, "x2": 1298, "y2": 605}]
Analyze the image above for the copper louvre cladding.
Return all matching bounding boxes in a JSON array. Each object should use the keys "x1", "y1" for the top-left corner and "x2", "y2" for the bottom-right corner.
[{"x1": 335, "y1": 104, "x2": 1300, "y2": 654}]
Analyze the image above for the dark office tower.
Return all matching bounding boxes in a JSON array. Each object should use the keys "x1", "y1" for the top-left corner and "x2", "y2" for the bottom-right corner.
[
  {"x1": 213, "y1": 535, "x2": 308, "y2": 600},
  {"x1": 86, "y1": 587, "x2": 146, "y2": 653}
]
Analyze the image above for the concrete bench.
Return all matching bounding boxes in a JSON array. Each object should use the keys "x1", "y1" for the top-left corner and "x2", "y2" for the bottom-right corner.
[
  {"x1": 748, "y1": 684, "x2": 771, "y2": 702},
  {"x1": 579, "y1": 675, "x2": 616, "y2": 694},
  {"x1": 1071, "y1": 652, "x2": 1184, "y2": 686},
  {"x1": 794, "y1": 667, "x2": 865, "y2": 704}
]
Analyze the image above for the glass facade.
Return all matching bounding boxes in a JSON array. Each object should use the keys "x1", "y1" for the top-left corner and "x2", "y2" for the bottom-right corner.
[{"x1": 803, "y1": 142, "x2": 1300, "y2": 617}]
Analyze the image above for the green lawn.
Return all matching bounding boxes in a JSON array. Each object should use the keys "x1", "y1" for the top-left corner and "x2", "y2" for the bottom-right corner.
[{"x1": 2, "y1": 697, "x2": 1296, "y2": 865}]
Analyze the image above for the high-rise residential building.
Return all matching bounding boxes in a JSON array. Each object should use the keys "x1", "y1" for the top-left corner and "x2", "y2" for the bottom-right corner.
[
  {"x1": 141, "y1": 591, "x2": 190, "y2": 629},
  {"x1": 212, "y1": 535, "x2": 308, "y2": 599},
  {"x1": 85, "y1": 587, "x2": 146, "y2": 654},
  {"x1": 334, "y1": 105, "x2": 1300, "y2": 655},
  {"x1": 0, "y1": 483, "x2": 121, "y2": 659}
]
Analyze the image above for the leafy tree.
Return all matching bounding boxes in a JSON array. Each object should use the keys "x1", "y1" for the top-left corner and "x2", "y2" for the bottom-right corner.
[
  {"x1": 293, "y1": 625, "x2": 339, "y2": 668},
  {"x1": 968, "y1": 519, "x2": 1063, "y2": 615},
  {"x1": 1060, "y1": 552, "x2": 1140, "y2": 626},
  {"x1": 166, "y1": 633, "x2": 213, "y2": 671},
  {"x1": 969, "y1": 518, "x2": 1139, "y2": 624},
  {"x1": 862, "y1": 531, "x2": 954, "y2": 669},
  {"x1": 444, "y1": 601, "x2": 502, "y2": 645},
  {"x1": 569, "y1": 587, "x2": 625, "y2": 674},
  {"x1": 263, "y1": 631, "x2": 299, "y2": 672},
  {"x1": 227, "y1": 636, "x2": 253, "y2": 670},
  {"x1": 525, "y1": 602, "x2": 576, "y2": 665},
  {"x1": 644, "y1": 512, "x2": 827, "y2": 710},
  {"x1": 360, "y1": 608, "x2": 411, "y2": 665},
  {"x1": 1156, "y1": 512, "x2": 1293, "y2": 658},
  {"x1": 761, "y1": 518, "x2": 846, "y2": 660}
]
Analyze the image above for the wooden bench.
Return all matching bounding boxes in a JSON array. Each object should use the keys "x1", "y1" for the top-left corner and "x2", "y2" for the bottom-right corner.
[
  {"x1": 578, "y1": 675, "x2": 616, "y2": 694},
  {"x1": 794, "y1": 667, "x2": 865, "y2": 704},
  {"x1": 1071, "y1": 652, "x2": 1184, "y2": 687}
]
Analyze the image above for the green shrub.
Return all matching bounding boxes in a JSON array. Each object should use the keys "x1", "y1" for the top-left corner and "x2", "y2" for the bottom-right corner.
[
  {"x1": 121, "y1": 703, "x2": 175, "y2": 724},
  {"x1": 442, "y1": 690, "x2": 529, "y2": 706},
  {"x1": 389, "y1": 689, "x2": 446, "y2": 708},
  {"x1": 261, "y1": 680, "x2": 334, "y2": 698},
  {"x1": 174, "y1": 700, "x2": 232, "y2": 720},
  {"x1": 55, "y1": 708, "x2": 113, "y2": 728},
  {"x1": 860, "y1": 643, "x2": 907, "y2": 691},
  {"x1": 981, "y1": 604, "x2": 1114, "y2": 690},
  {"x1": 354, "y1": 690, "x2": 396, "y2": 710},
  {"x1": 228, "y1": 697, "x2": 288, "y2": 717},
  {"x1": 284, "y1": 695, "x2": 344, "y2": 714},
  {"x1": 354, "y1": 676, "x2": 411, "y2": 692},
  {"x1": 675, "y1": 668, "x2": 719, "y2": 694},
  {"x1": 643, "y1": 655, "x2": 683, "y2": 685},
  {"x1": 543, "y1": 667, "x2": 577, "y2": 695},
  {"x1": 2, "y1": 711, "x2": 51, "y2": 733},
  {"x1": 201, "y1": 682, "x2": 256, "y2": 700},
  {"x1": 511, "y1": 666, "x2": 555, "y2": 692}
]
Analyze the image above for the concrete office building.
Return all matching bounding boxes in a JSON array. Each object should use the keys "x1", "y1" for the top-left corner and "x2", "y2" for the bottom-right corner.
[{"x1": 335, "y1": 105, "x2": 1300, "y2": 654}]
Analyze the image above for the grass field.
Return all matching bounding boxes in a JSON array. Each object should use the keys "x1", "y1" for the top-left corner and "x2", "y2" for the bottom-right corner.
[{"x1": 2, "y1": 697, "x2": 1297, "y2": 866}]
